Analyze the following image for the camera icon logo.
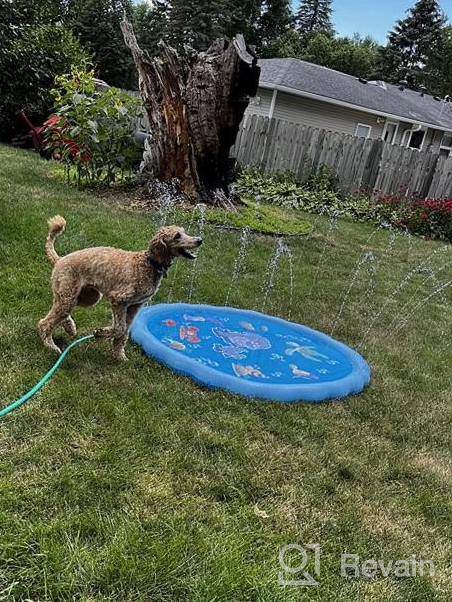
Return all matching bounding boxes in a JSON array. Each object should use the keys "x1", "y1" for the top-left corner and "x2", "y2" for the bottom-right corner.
[{"x1": 278, "y1": 543, "x2": 321, "y2": 586}]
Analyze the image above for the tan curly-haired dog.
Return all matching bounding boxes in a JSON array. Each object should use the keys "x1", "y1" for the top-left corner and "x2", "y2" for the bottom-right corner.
[{"x1": 38, "y1": 216, "x2": 202, "y2": 359}]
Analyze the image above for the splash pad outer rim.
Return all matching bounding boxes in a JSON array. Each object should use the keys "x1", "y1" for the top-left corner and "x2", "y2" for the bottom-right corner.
[{"x1": 131, "y1": 303, "x2": 371, "y2": 403}]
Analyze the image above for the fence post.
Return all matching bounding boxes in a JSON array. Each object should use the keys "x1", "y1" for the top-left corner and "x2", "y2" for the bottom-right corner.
[
  {"x1": 422, "y1": 154, "x2": 439, "y2": 198},
  {"x1": 361, "y1": 138, "x2": 383, "y2": 192}
]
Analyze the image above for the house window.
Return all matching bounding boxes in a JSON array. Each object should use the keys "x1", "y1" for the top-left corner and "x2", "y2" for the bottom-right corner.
[
  {"x1": 382, "y1": 120, "x2": 398, "y2": 144},
  {"x1": 439, "y1": 133, "x2": 452, "y2": 156},
  {"x1": 407, "y1": 129, "x2": 425, "y2": 150},
  {"x1": 355, "y1": 123, "x2": 372, "y2": 139}
]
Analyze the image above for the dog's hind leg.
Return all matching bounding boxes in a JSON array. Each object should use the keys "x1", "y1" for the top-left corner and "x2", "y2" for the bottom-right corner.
[
  {"x1": 112, "y1": 303, "x2": 142, "y2": 360},
  {"x1": 38, "y1": 292, "x2": 78, "y2": 354},
  {"x1": 62, "y1": 315, "x2": 77, "y2": 337}
]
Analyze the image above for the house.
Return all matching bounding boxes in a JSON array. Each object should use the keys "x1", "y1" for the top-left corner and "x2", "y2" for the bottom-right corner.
[{"x1": 247, "y1": 58, "x2": 452, "y2": 156}]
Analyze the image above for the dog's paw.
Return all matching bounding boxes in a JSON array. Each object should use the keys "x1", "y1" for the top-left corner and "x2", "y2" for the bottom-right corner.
[
  {"x1": 94, "y1": 327, "x2": 113, "y2": 338},
  {"x1": 113, "y1": 351, "x2": 128, "y2": 361},
  {"x1": 44, "y1": 340, "x2": 62, "y2": 355},
  {"x1": 63, "y1": 317, "x2": 77, "y2": 337}
]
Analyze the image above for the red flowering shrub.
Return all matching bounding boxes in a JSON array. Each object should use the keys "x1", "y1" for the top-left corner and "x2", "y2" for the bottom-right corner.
[{"x1": 370, "y1": 191, "x2": 452, "y2": 241}]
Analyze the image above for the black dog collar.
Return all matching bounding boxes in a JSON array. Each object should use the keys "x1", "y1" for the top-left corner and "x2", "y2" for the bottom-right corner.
[{"x1": 146, "y1": 254, "x2": 170, "y2": 278}]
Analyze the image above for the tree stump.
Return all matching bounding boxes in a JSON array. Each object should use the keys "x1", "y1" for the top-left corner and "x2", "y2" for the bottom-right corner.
[{"x1": 121, "y1": 17, "x2": 260, "y2": 204}]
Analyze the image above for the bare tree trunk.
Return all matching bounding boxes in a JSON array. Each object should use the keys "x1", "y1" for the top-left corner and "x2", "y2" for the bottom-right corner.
[{"x1": 121, "y1": 17, "x2": 260, "y2": 204}]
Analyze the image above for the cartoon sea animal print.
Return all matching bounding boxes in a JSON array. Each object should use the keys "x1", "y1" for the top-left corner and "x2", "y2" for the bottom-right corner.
[
  {"x1": 183, "y1": 314, "x2": 206, "y2": 322},
  {"x1": 261, "y1": 325, "x2": 268, "y2": 332},
  {"x1": 285, "y1": 342, "x2": 329, "y2": 362},
  {"x1": 179, "y1": 325, "x2": 200, "y2": 343},
  {"x1": 213, "y1": 328, "x2": 271, "y2": 351},
  {"x1": 163, "y1": 318, "x2": 176, "y2": 327},
  {"x1": 205, "y1": 317, "x2": 223, "y2": 325},
  {"x1": 239, "y1": 321, "x2": 255, "y2": 331},
  {"x1": 163, "y1": 338, "x2": 186, "y2": 350},
  {"x1": 232, "y1": 364, "x2": 265, "y2": 378},
  {"x1": 289, "y1": 364, "x2": 319, "y2": 379},
  {"x1": 213, "y1": 343, "x2": 247, "y2": 360}
]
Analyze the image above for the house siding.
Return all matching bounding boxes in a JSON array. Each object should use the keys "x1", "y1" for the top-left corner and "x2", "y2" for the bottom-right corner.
[
  {"x1": 246, "y1": 88, "x2": 273, "y2": 119},
  {"x1": 247, "y1": 87, "x2": 449, "y2": 152},
  {"x1": 428, "y1": 129, "x2": 444, "y2": 152},
  {"x1": 247, "y1": 88, "x2": 385, "y2": 138}
]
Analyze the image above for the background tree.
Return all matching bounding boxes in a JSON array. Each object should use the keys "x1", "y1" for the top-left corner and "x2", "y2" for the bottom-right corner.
[
  {"x1": 166, "y1": 0, "x2": 233, "y2": 51},
  {"x1": 224, "y1": 0, "x2": 262, "y2": 47},
  {"x1": 0, "y1": 0, "x2": 88, "y2": 140},
  {"x1": 380, "y1": 0, "x2": 445, "y2": 88},
  {"x1": 131, "y1": 1, "x2": 169, "y2": 57},
  {"x1": 258, "y1": 0, "x2": 293, "y2": 50},
  {"x1": 295, "y1": 0, "x2": 334, "y2": 35},
  {"x1": 428, "y1": 24, "x2": 452, "y2": 96},
  {"x1": 263, "y1": 30, "x2": 380, "y2": 78},
  {"x1": 65, "y1": 0, "x2": 136, "y2": 88}
]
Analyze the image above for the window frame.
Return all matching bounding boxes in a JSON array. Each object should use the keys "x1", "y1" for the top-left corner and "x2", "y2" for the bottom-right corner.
[
  {"x1": 404, "y1": 127, "x2": 426, "y2": 151},
  {"x1": 439, "y1": 132, "x2": 452, "y2": 157},
  {"x1": 381, "y1": 120, "x2": 399, "y2": 145},
  {"x1": 355, "y1": 123, "x2": 372, "y2": 139}
]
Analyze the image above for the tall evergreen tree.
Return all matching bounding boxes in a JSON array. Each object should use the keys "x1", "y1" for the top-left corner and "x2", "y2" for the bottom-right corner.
[
  {"x1": 224, "y1": 0, "x2": 262, "y2": 47},
  {"x1": 258, "y1": 0, "x2": 292, "y2": 49},
  {"x1": 381, "y1": 0, "x2": 445, "y2": 88},
  {"x1": 166, "y1": 0, "x2": 233, "y2": 51},
  {"x1": 295, "y1": 0, "x2": 333, "y2": 35},
  {"x1": 131, "y1": 1, "x2": 168, "y2": 57},
  {"x1": 65, "y1": 0, "x2": 136, "y2": 88}
]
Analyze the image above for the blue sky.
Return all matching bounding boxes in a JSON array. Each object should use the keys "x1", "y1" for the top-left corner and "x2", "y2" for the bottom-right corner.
[{"x1": 302, "y1": 0, "x2": 452, "y2": 43}]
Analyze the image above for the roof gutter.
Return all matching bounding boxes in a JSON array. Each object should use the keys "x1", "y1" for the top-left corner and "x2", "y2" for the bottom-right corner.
[{"x1": 259, "y1": 82, "x2": 452, "y2": 134}]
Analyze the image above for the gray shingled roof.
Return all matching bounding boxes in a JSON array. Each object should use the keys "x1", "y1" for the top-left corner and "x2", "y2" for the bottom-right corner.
[{"x1": 259, "y1": 58, "x2": 452, "y2": 132}]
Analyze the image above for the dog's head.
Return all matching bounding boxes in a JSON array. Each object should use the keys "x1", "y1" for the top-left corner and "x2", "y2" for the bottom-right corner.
[{"x1": 149, "y1": 225, "x2": 203, "y2": 266}]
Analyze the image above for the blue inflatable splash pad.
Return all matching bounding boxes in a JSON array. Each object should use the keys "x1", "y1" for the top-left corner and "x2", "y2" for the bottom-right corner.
[{"x1": 131, "y1": 303, "x2": 370, "y2": 403}]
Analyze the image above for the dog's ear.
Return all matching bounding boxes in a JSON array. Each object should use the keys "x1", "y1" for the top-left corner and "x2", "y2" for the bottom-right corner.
[{"x1": 159, "y1": 239, "x2": 167, "y2": 249}]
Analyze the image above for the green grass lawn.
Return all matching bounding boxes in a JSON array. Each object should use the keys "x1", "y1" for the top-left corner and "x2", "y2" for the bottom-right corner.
[{"x1": 1, "y1": 144, "x2": 452, "y2": 602}]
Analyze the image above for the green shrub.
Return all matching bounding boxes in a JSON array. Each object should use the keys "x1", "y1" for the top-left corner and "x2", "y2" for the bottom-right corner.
[
  {"x1": 235, "y1": 167, "x2": 343, "y2": 214},
  {"x1": 0, "y1": 2, "x2": 89, "y2": 140},
  {"x1": 45, "y1": 67, "x2": 142, "y2": 186},
  {"x1": 235, "y1": 168, "x2": 452, "y2": 241}
]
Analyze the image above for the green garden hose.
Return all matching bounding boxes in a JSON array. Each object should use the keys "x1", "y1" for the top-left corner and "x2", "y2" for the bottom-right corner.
[{"x1": 0, "y1": 334, "x2": 95, "y2": 419}]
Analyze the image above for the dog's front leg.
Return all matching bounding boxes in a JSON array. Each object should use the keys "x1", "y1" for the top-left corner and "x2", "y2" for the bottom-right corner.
[{"x1": 94, "y1": 302, "x2": 128, "y2": 339}]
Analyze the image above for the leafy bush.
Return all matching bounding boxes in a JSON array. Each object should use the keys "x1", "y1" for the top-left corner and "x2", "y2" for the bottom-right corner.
[
  {"x1": 0, "y1": 0, "x2": 89, "y2": 140},
  {"x1": 45, "y1": 68, "x2": 142, "y2": 186},
  {"x1": 235, "y1": 168, "x2": 342, "y2": 213},
  {"x1": 235, "y1": 168, "x2": 452, "y2": 241}
]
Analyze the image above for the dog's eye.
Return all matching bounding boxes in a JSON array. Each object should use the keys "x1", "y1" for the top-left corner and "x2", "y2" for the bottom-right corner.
[{"x1": 174, "y1": 232, "x2": 181, "y2": 240}]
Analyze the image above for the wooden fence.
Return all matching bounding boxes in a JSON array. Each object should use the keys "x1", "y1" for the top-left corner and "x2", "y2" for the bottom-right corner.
[
  {"x1": 127, "y1": 90, "x2": 151, "y2": 133},
  {"x1": 231, "y1": 114, "x2": 452, "y2": 199}
]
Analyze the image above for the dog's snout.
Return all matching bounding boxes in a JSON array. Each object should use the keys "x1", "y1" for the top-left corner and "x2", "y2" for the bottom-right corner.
[{"x1": 196, "y1": 237, "x2": 203, "y2": 246}]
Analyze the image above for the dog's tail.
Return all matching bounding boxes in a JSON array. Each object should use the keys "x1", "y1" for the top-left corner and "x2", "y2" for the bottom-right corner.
[{"x1": 46, "y1": 215, "x2": 66, "y2": 265}]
